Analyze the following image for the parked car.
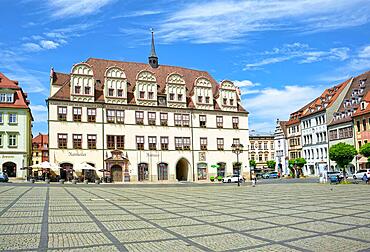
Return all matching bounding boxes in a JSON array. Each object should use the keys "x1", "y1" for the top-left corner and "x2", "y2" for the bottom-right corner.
[
  {"x1": 262, "y1": 171, "x2": 279, "y2": 179},
  {"x1": 353, "y1": 169, "x2": 370, "y2": 180},
  {"x1": 0, "y1": 172, "x2": 9, "y2": 182},
  {"x1": 222, "y1": 175, "x2": 244, "y2": 183}
]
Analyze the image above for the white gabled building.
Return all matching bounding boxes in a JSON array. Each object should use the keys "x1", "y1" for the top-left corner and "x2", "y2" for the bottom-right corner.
[
  {"x1": 274, "y1": 119, "x2": 289, "y2": 175},
  {"x1": 0, "y1": 72, "x2": 33, "y2": 178},
  {"x1": 301, "y1": 80, "x2": 352, "y2": 176},
  {"x1": 48, "y1": 33, "x2": 250, "y2": 183}
]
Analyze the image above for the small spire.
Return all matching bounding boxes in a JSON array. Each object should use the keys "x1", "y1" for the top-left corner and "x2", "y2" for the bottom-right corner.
[{"x1": 148, "y1": 28, "x2": 158, "y2": 68}]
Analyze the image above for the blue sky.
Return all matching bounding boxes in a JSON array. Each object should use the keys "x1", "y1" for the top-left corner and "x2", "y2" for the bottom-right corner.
[{"x1": 1, "y1": 0, "x2": 370, "y2": 135}]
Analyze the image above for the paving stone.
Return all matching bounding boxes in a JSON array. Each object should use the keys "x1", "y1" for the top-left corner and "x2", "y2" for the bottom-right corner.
[
  {"x1": 125, "y1": 240, "x2": 204, "y2": 252},
  {"x1": 102, "y1": 220, "x2": 155, "y2": 231},
  {"x1": 112, "y1": 229, "x2": 175, "y2": 242},
  {"x1": 245, "y1": 244, "x2": 301, "y2": 251},
  {"x1": 191, "y1": 233, "x2": 267, "y2": 251},
  {"x1": 286, "y1": 235, "x2": 369, "y2": 251},
  {"x1": 220, "y1": 219, "x2": 276, "y2": 231},
  {"x1": 293, "y1": 221, "x2": 354, "y2": 233},
  {"x1": 335, "y1": 227, "x2": 370, "y2": 242},
  {"x1": 246, "y1": 226, "x2": 315, "y2": 242},
  {"x1": 169, "y1": 224, "x2": 228, "y2": 237},
  {"x1": 49, "y1": 222, "x2": 101, "y2": 233},
  {"x1": 48, "y1": 233, "x2": 111, "y2": 248},
  {"x1": 0, "y1": 234, "x2": 39, "y2": 250}
]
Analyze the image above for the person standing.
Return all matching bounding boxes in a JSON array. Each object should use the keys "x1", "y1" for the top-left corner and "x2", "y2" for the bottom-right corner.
[
  {"x1": 251, "y1": 172, "x2": 256, "y2": 187},
  {"x1": 363, "y1": 173, "x2": 368, "y2": 184}
]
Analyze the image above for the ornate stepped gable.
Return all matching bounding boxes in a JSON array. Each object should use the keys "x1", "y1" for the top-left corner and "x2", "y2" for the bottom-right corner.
[{"x1": 49, "y1": 58, "x2": 247, "y2": 112}]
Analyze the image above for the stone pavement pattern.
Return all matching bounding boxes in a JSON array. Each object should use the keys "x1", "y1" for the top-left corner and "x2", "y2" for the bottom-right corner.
[{"x1": 0, "y1": 184, "x2": 370, "y2": 251}]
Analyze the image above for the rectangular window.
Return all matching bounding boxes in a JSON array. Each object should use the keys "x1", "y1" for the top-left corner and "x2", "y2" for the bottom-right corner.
[
  {"x1": 148, "y1": 91, "x2": 154, "y2": 99},
  {"x1": 363, "y1": 119, "x2": 367, "y2": 131},
  {"x1": 8, "y1": 134, "x2": 17, "y2": 147},
  {"x1": 148, "y1": 136, "x2": 157, "y2": 150},
  {"x1": 329, "y1": 129, "x2": 337, "y2": 140},
  {"x1": 136, "y1": 136, "x2": 144, "y2": 150},
  {"x1": 136, "y1": 111, "x2": 144, "y2": 125},
  {"x1": 217, "y1": 138, "x2": 224, "y2": 150},
  {"x1": 169, "y1": 93, "x2": 175, "y2": 100},
  {"x1": 205, "y1": 96, "x2": 210, "y2": 103},
  {"x1": 182, "y1": 114, "x2": 190, "y2": 127},
  {"x1": 357, "y1": 121, "x2": 361, "y2": 132},
  {"x1": 73, "y1": 107, "x2": 82, "y2": 122},
  {"x1": 116, "y1": 110, "x2": 125, "y2": 124},
  {"x1": 139, "y1": 91, "x2": 145, "y2": 99},
  {"x1": 358, "y1": 141, "x2": 362, "y2": 148},
  {"x1": 87, "y1": 135, "x2": 96, "y2": 149},
  {"x1": 198, "y1": 96, "x2": 202, "y2": 103},
  {"x1": 87, "y1": 108, "x2": 96, "y2": 122},
  {"x1": 161, "y1": 137, "x2": 169, "y2": 150},
  {"x1": 174, "y1": 114, "x2": 182, "y2": 126},
  {"x1": 74, "y1": 86, "x2": 81, "y2": 94},
  {"x1": 233, "y1": 138, "x2": 240, "y2": 146},
  {"x1": 58, "y1": 134, "x2": 67, "y2": 149},
  {"x1": 0, "y1": 134, "x2": 2, "y2": 147},
  {"x1": 175, "y1": 137, "x2": 183, "y2": 150},
  {"x1": 73, "y1": 134, "x2": 82, "y2": 149},
  {"x1": 230, "y1": 99, "x2": 234, "y2": 106},
  {"x1": 0, "y1": 112, "x2": 3, "y2": 124},
  {"x1": 58, "y1": 106, "x2": 67, "y2": 121},
  {"x1": 117, "y1": 135, "x2": 125, "y2": 149},
  {"x1": 84, "y1": 86, "x2": 91, "y2": 95},
  {"x1": 271, "y1": 142, "x2": 274, "y2": 149},
  {"x1": 178, "y1": 94, "x2": 183, "y2": 101},
  {"x1": 108, "y1": 88, "x2": 114, "y2": 96},
  {"x1": 107, "y1": 109, "x2": 115, "y2": 123},
  {"x1": 148, "y1": 112, "x2": 156, "y2": 125},
  {"x1": 216, "y1": 116, "x2": 223, "y2": 128},
  {"x1": 117, "y1": 89, "x2": 123, "y2": 97},
  {"x1": 199, "y1": 115, "x2": 206, "y2": 128},
  {"x1": 200, "y1": 137, "x2": 207, "y2": 150},
  {"x1": 264, "y1": 142, "x2": 268, "y2": 150},
  {"x1": 107, "y1": 135, "x2": 115, "y2": 149},
  {"x1": 232, "y1": 117, "x2": 239, "y2": 129},
  {"x1": 223, "y1": 98, "x2": 227, "y2": 105},
  {"x1": 9, "y1": 113, "x2": 17, "y2": 124},
  {"x1": 160, "y1": 113, "x2": 168, "y2": 126},
  {"x1": 6, "y1": 94, "x2": 13, "y2": 103},
  {"x1": 0, "y1": 94, "x2": 5, "y2": 102},
  {"x1": 183, "y1": 137, "x2": 191, "y2": 150}
]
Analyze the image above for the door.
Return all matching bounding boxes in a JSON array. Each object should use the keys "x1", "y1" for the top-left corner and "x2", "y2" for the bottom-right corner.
[
  {"x1": 111, "y1": 165, "x2": 123, "y2": 182},
  {"x1": 138, "y1": 163, "x2": 149, "y2": 181}
]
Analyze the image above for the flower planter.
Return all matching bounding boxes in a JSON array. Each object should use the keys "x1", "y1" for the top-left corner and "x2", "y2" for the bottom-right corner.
[{"x1": 210, "y1": 176, "x2": 215, "y2": 182}]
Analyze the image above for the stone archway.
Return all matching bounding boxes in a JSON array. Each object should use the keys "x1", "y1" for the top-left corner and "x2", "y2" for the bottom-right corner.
[
  {"x1": 2, "y1": 162, "x2": 16, "y2": 177},
  {"x1": 111, "y1": 165, "x2": 123, "y2": 182},
  {"x1": 176, "y1": 158, "x2": 189, "y2": 181}
]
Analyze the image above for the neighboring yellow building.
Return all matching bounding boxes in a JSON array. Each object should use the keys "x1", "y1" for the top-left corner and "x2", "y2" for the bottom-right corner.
[
  {"x1": 249, "y1": 134, "x2": 275, "y2": 172},
  {"x1": 32, "y1": 133, "x2": 49, "y2": 165}
]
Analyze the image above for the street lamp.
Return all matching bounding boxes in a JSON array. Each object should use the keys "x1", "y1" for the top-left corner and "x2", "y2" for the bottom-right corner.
[{"x1": 232, "y1": 143, "x2": 244, "y2": 186}]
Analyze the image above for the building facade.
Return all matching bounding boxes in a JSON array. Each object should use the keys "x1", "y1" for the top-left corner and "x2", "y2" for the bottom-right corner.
[
  {"x1": 249, "y1": 135, "x2": 274, "y2": 171},
  {"x1": 48, "y1": 37, "x2": 250, "y2": 182},
  {"x1": 0, "y1": 72, "x2": 33, "y2": 178},
  {"x1": 301, "y1": 79, "x2": 352, "y2": 175},
  {"x1": 274, "y1": 119, "x2": 289, "y2": 175},
  {"x1": 32, "y1": 133, "x2": 49, "y2": 165},
  {"x1": 286, "y1": 109, "x2": 305, "y2": 163}
]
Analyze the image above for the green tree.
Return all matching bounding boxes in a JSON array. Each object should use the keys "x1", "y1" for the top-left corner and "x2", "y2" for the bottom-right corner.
[
  {"x1": 360, "y1": 143, "x2": 370, "y2": 162},
  {"x1": 288, "y1": 158, "x2": 307, "y2": 177},
  {"x1": 249, "y1": 159, "x2": 256, "y2": 168},
  {"x1": 329, "y1": 142, "x2": 357, "y2": 176},
  {"x1": 266, "y1": 160, "x2": 276, "y2": 169}
]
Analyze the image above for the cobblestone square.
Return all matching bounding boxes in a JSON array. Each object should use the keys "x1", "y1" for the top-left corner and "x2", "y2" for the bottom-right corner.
[{"x1": 0, "y1": 183, "x2": 370, "y2": 251}]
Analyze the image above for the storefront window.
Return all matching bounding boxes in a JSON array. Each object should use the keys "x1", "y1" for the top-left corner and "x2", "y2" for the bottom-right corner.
[
  {"x1": 197, "y1": 163, "x2": 207, "y2": 180},
  {"x1": 217, "y1": 162, "x2": 226, "y2": 177}
]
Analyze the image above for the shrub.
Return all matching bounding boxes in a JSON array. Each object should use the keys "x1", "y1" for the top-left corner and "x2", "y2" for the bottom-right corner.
[
  {"x1": 210, "y1": 176, "x2": 215, "y2": 182},
  {"x1": 217, "y1": 176, "x2": 223, "y2": 181}
]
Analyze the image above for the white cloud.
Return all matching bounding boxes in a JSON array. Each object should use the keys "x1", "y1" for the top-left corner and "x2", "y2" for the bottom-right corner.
[
  {"x1": 46, "y1": 0, "x2": 115, "y2": 18},
  {"x1": 40, "y1": 40, "x2": 59, "y2": 49},
  {"x1": 233, "y1": 80, "x2": 260, "y2": 87},
  {"x1": 359, "y1": 45, "x2": 370, "y2": 58},
  {"x1": 243, "y1": 85, "x2": 324, "y2": 132},
  {"x1": 157, "y1": 0, "x2": 370, "y2": 44},
  {"x1": 22, "y1": 43, "x2": 43, "y2": 52},
  {"x1": 244, "y1": 43, "x2": 350, "y2": 70},
  {"x1": 113, "y1": 10, "x2": 162, "y2": 19},
  {"x1": 30, "y1": 105, "x2": 48, "y2": 123}
]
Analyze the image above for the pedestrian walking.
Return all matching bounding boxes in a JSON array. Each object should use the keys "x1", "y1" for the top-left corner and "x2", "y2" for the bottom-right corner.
[
  {"x1": 363, "y1": 173, "x2": 368, "y2": 184},
  {"x1": 251, "y1": 172, "x2": 256, "y2": 187}
]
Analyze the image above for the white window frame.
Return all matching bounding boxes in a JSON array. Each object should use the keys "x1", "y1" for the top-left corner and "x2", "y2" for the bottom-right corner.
[
  {"x1": 8, "y1": 134, "x2": 17, "y2": 147},
  {"x1": 9, "y1": 113, "x2": 17, "y2": 124}
]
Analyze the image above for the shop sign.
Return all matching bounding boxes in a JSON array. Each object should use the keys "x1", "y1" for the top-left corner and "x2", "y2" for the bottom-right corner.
[
  {"x1": 199, "y1": 152, "x2": 206, "y2": 161},
  {"x1": 1, "y1": 155, "x2": 15, "y2": 159},
  {"x1": 68, "y1": 152, "x2": 87, "y2": 157}
]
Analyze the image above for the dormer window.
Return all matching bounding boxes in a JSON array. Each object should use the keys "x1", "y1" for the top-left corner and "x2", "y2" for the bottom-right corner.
[
  {"x1": 223, "y1": 98, "x2": 227, "y2": 105},
  {"x1": 361, "y1": 102, "x2": 366, "y2": 110},
  {"x1": 205, "y1": 96, "x2": 210, "y2": 103},
  {"x1": 108, "y1": 88, "x2": 114, "y2": 96},
  {"x1": 169, "y1": 93, "x2": 175, "y2": 100},
  {"x1": 198, "y1": 96, "x2": 203, "y2": 103},
  {"x1": 230, "y1": 99, "x2": 234, "y2": 106},
  {"x1": 74, "y1": 86, "x2": 81, "y2": 94},
  {"x1": 148, "y1": 91, "x2": 154, "y2": 100},
  {"x1": 178, "y1": 94, "x2": 183, "y2": 101},
  {"x1": 117, "y1": 89, "x2": 123, "y2": 97},
  {"x1": 0, "y1": 93, "x2": 14, "y2": 103},
  {"x1": 84, "y1": 86, "x2": 91, "y2": 95},
  {"x1": 139, "y1": 91, "x2": 145, "y2": 99}
]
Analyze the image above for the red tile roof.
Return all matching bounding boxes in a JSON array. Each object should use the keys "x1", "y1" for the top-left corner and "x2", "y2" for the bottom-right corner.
[
  {"x1": 0, "y1": 72, "x2": 31, "y2": 109},
  {"x1": 50, "y1": 58, "x2": 247, "y2": 112},
  {"x1": 353, "y1": 90, "x2": 370, "y2": 117}
]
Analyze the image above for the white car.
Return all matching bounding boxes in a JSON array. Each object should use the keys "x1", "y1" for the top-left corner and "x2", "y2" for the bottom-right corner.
[
  {"x1": 222, "y1": 175, "x2": 244, "y2": 183},
  {"x1": 353, "y1": 169, "x2": 370, "y2": 180}
]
